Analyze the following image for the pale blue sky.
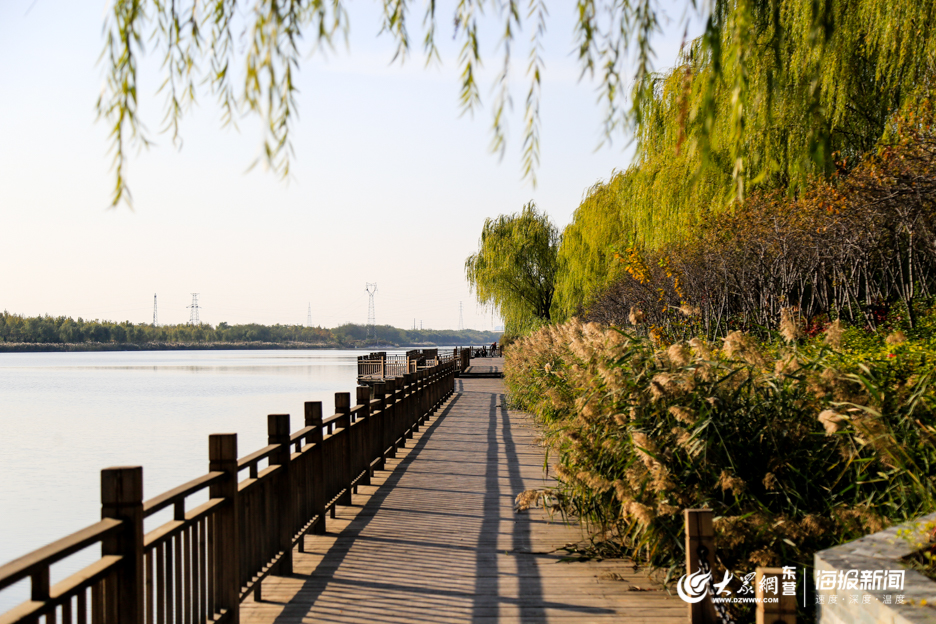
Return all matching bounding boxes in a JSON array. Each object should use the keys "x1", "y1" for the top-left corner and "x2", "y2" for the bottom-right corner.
[{"x1": 0, "y1": 1, "x2": 698, "y2": 331}]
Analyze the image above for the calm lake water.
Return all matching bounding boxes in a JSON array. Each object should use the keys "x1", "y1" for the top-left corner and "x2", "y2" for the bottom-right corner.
[{"x1": 0, "y1": 349, "x2": 388, "y2": 613}]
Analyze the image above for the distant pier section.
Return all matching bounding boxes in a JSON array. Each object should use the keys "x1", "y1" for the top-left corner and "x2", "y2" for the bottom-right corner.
[{"x1": 357, "y1": 346, "x2": 502, "y2": 382}]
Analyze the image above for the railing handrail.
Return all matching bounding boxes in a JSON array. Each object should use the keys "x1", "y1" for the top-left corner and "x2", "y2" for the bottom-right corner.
[
  {"x1": 0, "y1": 519, "x2": 123, "y2": 592},
  {"x1": 142, "y1": 471, "x2": 226, "y2": 516},
  {"x1": 237, "y1": 443, "x2": 280, "y2": 470}
]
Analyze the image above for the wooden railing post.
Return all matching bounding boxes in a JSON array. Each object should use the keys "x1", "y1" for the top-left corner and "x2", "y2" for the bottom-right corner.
[
  {"x1": 444, "y1": 360, "x2": 451, "y2": 396},
  {"x1": 419, "y1": 369, "x2": 429, "y2": 425},
  {"x1": 372, "y1": 382, "x2": 387, "y2": 471},
  {"x1": 685, "y1": 509, "x2": 717, "y2": 624},
  {"x1": 268, "y1": 414, "x2": 293, "y2": 575},
  {"x1": 756, "y1": 568, "x2": 797, "y2": 624},
  {"x1": 403, "y1": 373, "x2": 416, "y2": 436},
  {"x1": 437, "y1": 364, "x2": 444, "y2": 406},
  {"x1": 383, "y1": 379, "x2": 397, "y2": 458},
  {"x1": 101, "y1": 466, "x2": 144, "y2": 624},
  {"x1": 335, "y1": 393, "x2": 353, "y2": 506},
  {"x1": 356, "y1": 386, "x2": 372, "y2": 486},
  {"x1": 305, "y1": 402, "x2": 326, "y2": 535},
  {"x1": 422, "y1": 368, "x2": 433, "y2": 414},
  {"x1": 209, "y1": 434, "x2": 240, "y2": 624},
  {"x1": 421, "y1": 369, "x2": 429, "y2": 418},
  {"x1": 390, "y1": 378, "x2": 406, "y2": 450}
]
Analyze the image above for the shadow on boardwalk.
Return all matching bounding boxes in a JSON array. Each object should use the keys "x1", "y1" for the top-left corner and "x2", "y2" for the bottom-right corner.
[{"x1": 242, "y1": 370, "x2": 682, "y2": 623}]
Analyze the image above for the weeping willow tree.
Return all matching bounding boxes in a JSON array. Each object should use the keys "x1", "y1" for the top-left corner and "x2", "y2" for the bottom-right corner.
[
  {"x1": 551, "y1": 0, "x2": 936, "y2": 318},
  {"x1": 98, "y1": 0, "x2": 936, "y2": 206},
  {"x1": 465, "y1": 203, "x2": 559, "y2": 336},
  {"x1": 553, "y1": 174, "x2": 629, "y2": 318}
]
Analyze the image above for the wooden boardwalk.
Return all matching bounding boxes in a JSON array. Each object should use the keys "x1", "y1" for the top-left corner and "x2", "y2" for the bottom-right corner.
[
  {"x1": 241, "y1": 360, "x2": 683, "y2": 623},
  {"x1": 460, "y1": 357, "x2": 504, "y2": 378}
]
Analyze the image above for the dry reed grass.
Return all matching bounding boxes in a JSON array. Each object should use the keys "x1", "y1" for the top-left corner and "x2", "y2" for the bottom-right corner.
[{"x1": 505, "y1": 318, "x2": 936, "y2": 588}]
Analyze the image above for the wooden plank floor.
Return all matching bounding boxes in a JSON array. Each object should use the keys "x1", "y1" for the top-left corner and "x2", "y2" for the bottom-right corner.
[
  {"x1": 462, "y1": 356, "x2": 504, "y2": 377},
  {"x1": 241, "y1": 370, "x2": 683, "y2": 623}
]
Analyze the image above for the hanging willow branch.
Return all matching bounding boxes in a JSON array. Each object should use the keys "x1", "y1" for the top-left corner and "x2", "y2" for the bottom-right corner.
[
  {"x1": 100, "y1": 0, "x2": 935, "y2": 208},
  {"x1": 93, "y1": 0, "x2": 750, "y2": 207}
]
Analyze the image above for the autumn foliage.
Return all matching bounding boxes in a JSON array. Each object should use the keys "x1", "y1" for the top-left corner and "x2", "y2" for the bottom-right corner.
[{"x1": 585, "y1": 110, "x2": 936, "y2": 337}]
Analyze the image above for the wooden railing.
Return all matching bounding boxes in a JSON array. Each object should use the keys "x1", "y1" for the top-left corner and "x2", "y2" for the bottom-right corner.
[
  {"x1": 0, "y1": 360, "x2": 457, "y2": 624},
  {"x1": 356, "y1": 353, "x2": 417, "y2": 378},
  {"x1": 356, "y1": 348, "x2": 463, "y2": 380}
]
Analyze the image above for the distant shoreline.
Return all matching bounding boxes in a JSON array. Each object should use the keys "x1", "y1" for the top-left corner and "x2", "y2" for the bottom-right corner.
[
  {"x1": 0, "y1": 341, "x2": 339, "y2": 353},
  {"x1": 0, "y1": 341, "x2": 475, "y2": 353}
]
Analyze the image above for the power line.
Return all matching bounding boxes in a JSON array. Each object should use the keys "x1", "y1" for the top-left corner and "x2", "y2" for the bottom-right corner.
[
  {"x1": 187, "y1": 293, "x2": 200, "y2": 325},
  {"x1": 365, "y1": 283, "x2": 377, "y2": 341},
  {"x1": 307, "y1": 303, "x2": 312, "y2": 327},
  {"x1": 153, "y1": 294, "x2": 158, "y2": 327},
  {"x1": 458, "y1": 301, "x2": 464, "y2": 330}
]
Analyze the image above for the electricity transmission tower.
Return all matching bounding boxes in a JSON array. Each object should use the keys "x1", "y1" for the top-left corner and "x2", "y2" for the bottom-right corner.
[
  {"x1": 365, "y1": 283, "x2": 377, "y2": 341},
  {"x1": 307, "y1": 303, "x2": 312, "y2": 327},
  {"x1": 153, "y1": 294, "x2": 158, "y2": 327},
  {"x1": 458, "y1": 302, "x2": 464, "y2": 330},
  {"x1": 187, "y1": 293, "x2": 200, "y2": 325}
]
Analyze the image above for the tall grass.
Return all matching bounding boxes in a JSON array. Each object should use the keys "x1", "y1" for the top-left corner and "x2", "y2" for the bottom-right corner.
[{"x1": 506, "y1": 319, "x2": 936, "y2": 616}]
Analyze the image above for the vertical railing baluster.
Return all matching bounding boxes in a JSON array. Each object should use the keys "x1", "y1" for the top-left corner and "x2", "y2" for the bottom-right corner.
[
  {"x1": 173, "y1": 532, "x2": 182, "y2": 624},
  {"x1": 182, "y1": 526, "x2": 191, "y2": 624},
  {"x1": 145, "y1": 548, "x2": 154, "y2": 624}
]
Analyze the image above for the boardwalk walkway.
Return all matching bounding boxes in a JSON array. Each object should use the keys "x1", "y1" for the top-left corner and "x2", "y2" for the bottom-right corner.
[{"x1": 242, "y1": 359, "x2": 682, "y2": 623}]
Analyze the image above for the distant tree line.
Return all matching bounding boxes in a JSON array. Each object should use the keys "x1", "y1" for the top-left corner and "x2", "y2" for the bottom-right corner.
[
  {"x1": 331, "y1": 324, "x2": 501, "y2": 347},
  {"x1": 0, "y1": 312, "x2": 500, "y2": 348}
]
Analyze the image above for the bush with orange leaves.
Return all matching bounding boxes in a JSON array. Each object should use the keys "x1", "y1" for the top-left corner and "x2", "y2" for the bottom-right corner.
[
  {"x1": 585, "y1": 109, "x2": 936, "y2": 338},
  {"x1": 505, "y1": 319, "x2": 936, "y2": 605}
]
